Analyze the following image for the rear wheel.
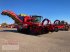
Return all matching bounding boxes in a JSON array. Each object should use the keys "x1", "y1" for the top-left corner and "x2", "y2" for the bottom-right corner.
[
  {"x1": 50, "y1": 30, "x2": 54, "y2": 32},
  {"x1": 54, "y1": 27, "x2": 58, "y2": 32},
  {"x1": 64, "y1": 26, "x2": 69, "y2": 31},
  {"x1": 41, "y1": 27, "x2": 49, "y2": 34}
]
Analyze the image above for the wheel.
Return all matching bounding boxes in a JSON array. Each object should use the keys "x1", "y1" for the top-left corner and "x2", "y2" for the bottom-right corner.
[
  {"x1": 41, "y1": 27, "x2": 49, "y2": 34},
  {"x1": 54, "y1": 28, "x2": 58, "y2": 32},
  {"x1": 64, "y1": 26, "x2": 69, "y2": 31},
  {"x1": 50, "y1": 30, "x2": 54, "y2": 32}
]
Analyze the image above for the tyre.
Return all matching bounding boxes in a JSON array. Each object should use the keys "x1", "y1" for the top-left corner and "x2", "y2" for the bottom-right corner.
[
  {"x1": 54, "y1": 28, "x2": 58, "y2": 32},
  {"x1": 41, "y1": 28, "x2": 49, "y2": 34},
  {"x1": 50, "y1": 30, "x2": 54, "y2": 32},
  {"x1": 64, "y1": 26, "x2": 69, "y2": 31}
]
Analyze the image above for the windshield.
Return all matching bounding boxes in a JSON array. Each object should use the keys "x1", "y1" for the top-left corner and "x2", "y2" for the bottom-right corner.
[{"x1": 31, "y1": 16, "x2": 42, "y2": 23}]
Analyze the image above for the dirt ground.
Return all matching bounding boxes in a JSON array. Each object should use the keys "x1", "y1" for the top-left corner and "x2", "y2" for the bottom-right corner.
[{"x1": 0, "y1": 28, "x2": 70, "y2": 52}]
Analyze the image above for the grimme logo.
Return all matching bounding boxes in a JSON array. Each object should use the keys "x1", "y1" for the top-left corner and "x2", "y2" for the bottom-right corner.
[{"x1": 2, "y1": 39, "x2": 19, "y2": 50}]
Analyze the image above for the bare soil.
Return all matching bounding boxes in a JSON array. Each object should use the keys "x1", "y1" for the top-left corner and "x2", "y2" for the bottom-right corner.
[{"x1": 0, "y1": 28, "x2": 70, "y2": 52}]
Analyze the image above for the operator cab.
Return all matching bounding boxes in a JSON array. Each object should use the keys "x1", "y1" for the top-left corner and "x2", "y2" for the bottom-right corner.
[{"x1": 31, "y1": 15, "x2": 43, "y2": 23}]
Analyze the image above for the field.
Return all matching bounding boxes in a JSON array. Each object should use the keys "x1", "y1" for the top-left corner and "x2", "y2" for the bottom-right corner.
[{"x1": 0, "y1": 28, "x2": 70, "y2": 52}]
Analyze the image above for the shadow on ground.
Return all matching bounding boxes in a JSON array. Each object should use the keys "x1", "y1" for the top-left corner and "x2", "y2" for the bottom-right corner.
[
  {"x1": 1, "y1": 29, "x2": 46, "y2": 36},
  {"x1": 3, "y1": 30, "x2": 17, "y2": 33}
]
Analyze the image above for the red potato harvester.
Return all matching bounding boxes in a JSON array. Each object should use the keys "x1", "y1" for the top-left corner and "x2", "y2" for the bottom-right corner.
[
  {"x1": 1, "y1": 10, "x2": 69, "y2": 35},
  {"x1": 53, "y1": 20, "x2": 69, "y2": 32}
]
